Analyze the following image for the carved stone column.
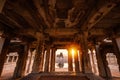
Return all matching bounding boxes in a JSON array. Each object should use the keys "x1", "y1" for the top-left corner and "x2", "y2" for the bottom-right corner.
[
  {"x1": 102, "y1": 51, "x2": 112, "y2": 79},
  {"x1": 39, "y1": 47, "x2": 45, "y2": 71},
  {"x1": 80, "y1": 32, "x2": 92, "y2": 73},
  {"x1": 44, "y1": 46, "x2": 50, "y2": 72},
  {"x1": 95, "y1": 45, "x2": 106, "y2": 77},
  {"x1": 26, "y1": 48, "x2": 34, "y2": 73},
  {"x1": 91, "y1": 49, "x2": 97, "y2": 73},
  {"x1": 0, "y1": 37, "x2": 10, "y2": 76},
  {"x1": 50, "y1": 48, "x2": 56, "y2": 72},
  {"x1": 32, "y1": 42, "x2": 43, "y2": 73},
  {"x1": 78, "y1": 50, "x2": 82, "y2": 72},
  {"x1": 112, "y1": 38, "x2": 120, "y2": 71},
  {"x1": 68, "y1": 49, "x2": 73, "y2": 71},
  {"x1": 74, "y1": 50, "x2": 80, "y2": 72},
  {"x1": 13, "y1": 44, "x2": 29, "y2": 78}
]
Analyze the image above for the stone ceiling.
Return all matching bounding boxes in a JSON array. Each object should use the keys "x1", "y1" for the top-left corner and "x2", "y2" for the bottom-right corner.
[{"x1": 0, "y1": 0, "x2": 120, "y2": 48}]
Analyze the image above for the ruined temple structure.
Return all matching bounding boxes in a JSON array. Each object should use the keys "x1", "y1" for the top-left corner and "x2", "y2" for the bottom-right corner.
[{"x1": 0, "y1": 0, "x2": 120, "y2": 80}]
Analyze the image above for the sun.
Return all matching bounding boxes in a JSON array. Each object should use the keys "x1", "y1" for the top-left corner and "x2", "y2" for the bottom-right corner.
[{"x1": 71, "y1": 49, "x2": 75, "y2": 56}]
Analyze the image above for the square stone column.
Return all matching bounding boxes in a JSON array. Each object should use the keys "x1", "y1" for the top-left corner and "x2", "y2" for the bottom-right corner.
[
  {"x1": 112, "y1": 38, "x2": 120, "y2": 71},
  {"x1": 80, "y1": 32, "x2": 92, "y2": 73},
  {"x1": 50, "y1": 48, "x2": 56, "y2": 72},
  {"x1": 0, "y1": 37, "x2": 10, "y2": 76},
  {"x1": 68, "y1": 49, "x2": 73, "y2": 71},
  {"x1": 95, "y1": 45, "x2": 107, "y2": 77},
  {"x1": 44, "y1": 46, "x2": 51, "y2": 72},
  {"x1": 74, "y1": 50, "x2": 80, "y2": 72},
  {"x1": 13, "y1": 44, "x2": 29, "y2": 78},
  {"x1": 32, "y1": 42, "x2": 43, "y2": 73}
]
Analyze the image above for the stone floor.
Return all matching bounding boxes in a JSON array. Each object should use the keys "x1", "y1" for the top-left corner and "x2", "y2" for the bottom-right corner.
[{"x1": 0, "y1": 63, "x2": 120, "y2": 80}]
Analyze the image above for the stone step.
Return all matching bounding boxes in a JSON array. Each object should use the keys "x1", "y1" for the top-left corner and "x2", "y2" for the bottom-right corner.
[{"x1": 20, "y1": 72, "x2": 104, "y2": 80}]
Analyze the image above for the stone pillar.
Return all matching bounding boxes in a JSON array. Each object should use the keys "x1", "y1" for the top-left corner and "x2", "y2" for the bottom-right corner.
[
  {"x1": 50, "y1": 48, "x2": 56, "y2": 72},
  {"x1": 74, "y1": 50, "x2": 80, "y2": 72},
  {"x1": 80, "y1": 32, "x2": 92, "y2": 73},
  {"x1": 26, "y1": 48, "x2": 34, "y2": 73},
  {"x1": 95, "y1": 45, "x2": 106, "y2": 77},
  {"x1": 13, "y1": 44, "x2": 29, "y2": 78},
  {"x1": 102, "y1": 51, "x2": 112, "y2": 79},
  {"x1": 39, "y1": 48, "x2": 45, "y2": 71},
  {"x1": 68, "y1": 49, "x2": 73, "y2": 71},
  {"x1": 0, "y1": 37, "x2": 10, "y2": 76},
  {"x1": 6, "y1": 55, "x2": 9, "y2": 63},
  {"x1": 112, "y1": 38, "x2": 120, "y2": 71},
  {"x1": 44, "y1": 46, "x2": 50, "y2": 72},
  {"x1": 32, "y1": 42, "x2": 43, "y2": 73},
  {"x1": 90, "y1": 49, "x2": 97, "y2": 73},
  {"x1": 78, "y1": 50, "x2": 82, "y2": 72}
]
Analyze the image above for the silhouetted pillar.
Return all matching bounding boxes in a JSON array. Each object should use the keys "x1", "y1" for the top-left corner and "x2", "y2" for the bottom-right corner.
[
  {"x1": 78, "y1": 50, "x2": 82, "y2": 72},
  {"x1": 80, "y1": 32, "x2": 92, "y2": 73},
  {"x1": 0, "y1": 37, "x2": 10, "y2": 76},
  {"x1": 13, "y1": 44, "x2": 29, "y2": 78},
  {"x1": 68, "y1": 49, "x2": 73, "y2": 71},
  {"x1": 50, "y1": 48, "x2": 56, "y2": 72},
  {"x1": 74, "y1": 50, "x2": 80, "y2": 72},
  {"x1": 95, "y1": 45, "x2": 106, "y2": 77},
  {"x1": 39, "y1": 48, "x2": 45, "y2": 71},
  {"x1": 44, "y1": 46, "x2": 50, "y2": 72},
  {"x1": 112, "y1": 38, "x2": 120, "y2": 71},
  {"x1": 91, "y1": 49, "x2": 97, "y2": 73},
  {"x1": 32, "y1": 43, "x2": 43, "y2": 73},
  {"x1": 102, "y1": 51, "x2": 112, "y2": 79},
  {"x1": 27, "y1": 48, "x2": 34, "y2": 73}
]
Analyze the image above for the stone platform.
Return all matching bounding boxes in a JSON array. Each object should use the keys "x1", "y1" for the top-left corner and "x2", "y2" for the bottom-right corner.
[{"x1": 20, "y1": 72, "x2": 104, "y2": 80}]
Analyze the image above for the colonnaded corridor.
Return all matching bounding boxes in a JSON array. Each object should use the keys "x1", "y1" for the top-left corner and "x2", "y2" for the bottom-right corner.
[{"x1": 0, "y1": 0, "x2": 120, "y2": 80}]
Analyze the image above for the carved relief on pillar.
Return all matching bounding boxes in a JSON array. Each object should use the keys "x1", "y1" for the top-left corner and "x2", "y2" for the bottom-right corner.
[
  {"x1": 32, "y1": 41, "x2": 44, "y2": 73},
  {"x1": 79, "y1": 32, "x2": 92, "y2": 73}
]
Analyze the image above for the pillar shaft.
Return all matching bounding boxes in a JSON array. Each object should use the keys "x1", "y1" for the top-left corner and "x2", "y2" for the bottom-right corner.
[
  {"x1": 32, "y1": 43, "x2": 43, "y2": 73},
  {"x1": 13, "y1": 44, "x2": 29, "y2": 78},
  {"x1": 80, "y1": 32, "x2": 92, "y2": 73},
  {"x1": 50, "y1": 48, "x2": 56, "y2": 72},
  {"x1": 68, "y1": 50, "x2": 73, "y2": 71},
  {"x1": 44, "y1": 47, "x2": 50, "y2": 72},
  {"x1": 26, "y1": 49, "x2": 34, "y2": 73},
  {"x1": 39, "y1": 49, "x2": 45, "y2": 71},
  {"x1": 0, "y1": 38, "x2": 10, "y2": 76},
  {"x1": 112, "y1": 38, "x2": 120, "y2": 71},
  {"x1": 102, "y1": 52, "x2": 112, "y2": 79},
  {"x1": 74, "y1": 51, "x2": 80, "y2": 72},
  {"x1": 95, "y1": 45, "x2": 107, "y2": 77},
  {"x1": 91, "y1": 50, "x2": 97, "y2": 73},
  {"x1": 79, "y1": 51, "x2": 83, "y2": 72}
]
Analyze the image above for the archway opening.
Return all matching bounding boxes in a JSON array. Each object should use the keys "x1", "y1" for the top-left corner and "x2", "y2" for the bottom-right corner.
[
  {"x1": 55, "y1": 49, "x2": 68, "y2": 72},
  {"x1": 1, "y1": 52, "x2": 18, "y2": 79}
]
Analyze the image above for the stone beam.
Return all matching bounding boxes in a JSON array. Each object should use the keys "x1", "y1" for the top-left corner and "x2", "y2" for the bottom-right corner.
[
  {"x1": 33, "y1": 0, "x2": 52, "y2": 28},
  {"x1": 44, "y1": 28, "x2": 79, "y2": 36},
  {"x1": 53, "y1": 41, "x2": 72, "y2": 45},
  {"x1": 82, "y1": 2, "x2": 116, "y2": 30},
  {"x1": 89, "y1": 29, "x2": 105, "y2": 36}
]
